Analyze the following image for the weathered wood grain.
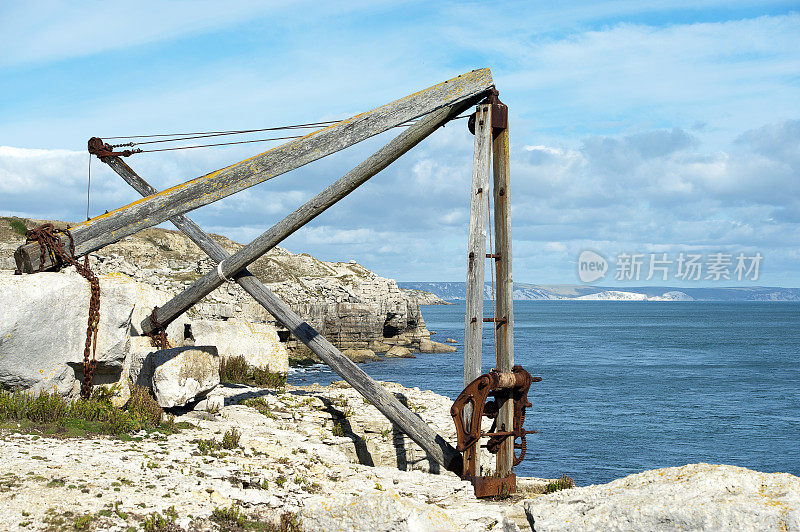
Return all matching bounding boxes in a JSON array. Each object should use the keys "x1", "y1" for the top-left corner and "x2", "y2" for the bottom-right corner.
[
  {"x1": 104, "y1": 157, "x2": 464, "y2": 473},
  {"x1": 15, "y1": 69, "x2": 494, "y2": 272},
  {"x1": 464, "y1": 104, "x2": 492, "y2": 387},
  {"x1": 492, "y1": 126, "x2": 516, "y2": 477},
  {"x1": 140, "y1": 101, "x2": 475, "y2": 336},
  {"x1": 463, "y1": 103, "x2": 492, "y2": 476}
]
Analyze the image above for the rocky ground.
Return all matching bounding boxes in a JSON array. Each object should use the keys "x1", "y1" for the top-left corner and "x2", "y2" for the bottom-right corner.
[
  {"x1": 2, "y1": 379, "x2": 798, "y2": 531},
  {"x1": 525, "y1": 463, "x2": 800, "y2": 531},
  {"x1": 0, "y1": 381, "x2": 544, "y2": 531}
]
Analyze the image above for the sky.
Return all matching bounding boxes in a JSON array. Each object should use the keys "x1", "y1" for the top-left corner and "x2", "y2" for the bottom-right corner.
[{"x1": 0, "y1": 1, "x2": 798, "y2": 287}]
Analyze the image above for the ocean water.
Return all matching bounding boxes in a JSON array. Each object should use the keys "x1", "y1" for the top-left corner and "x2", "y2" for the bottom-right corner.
[{"x1": 289, "y1": 301, "x2": 800, "y2": 485}]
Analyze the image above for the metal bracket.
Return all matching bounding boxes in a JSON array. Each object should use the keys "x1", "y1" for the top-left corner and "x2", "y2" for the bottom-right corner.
[
  {"x1": 450, "y1": 365, "x2": 540, "y2": 497},
  {"x1": 88, "y1": 137, "x2": 141, "y2": 158},
  {"x1": 467, "y1": 89, "x2": 508, "y2": 136}
]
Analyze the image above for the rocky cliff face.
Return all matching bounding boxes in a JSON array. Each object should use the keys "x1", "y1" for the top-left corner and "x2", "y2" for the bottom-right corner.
[{"x1": 0, "y1": 217, "x2": 437, "y2": 363}]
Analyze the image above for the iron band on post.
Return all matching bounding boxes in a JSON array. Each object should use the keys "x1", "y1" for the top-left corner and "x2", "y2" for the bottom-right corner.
[{"x1": 216, "y1": 261, "x2": 234, "y2": 283}]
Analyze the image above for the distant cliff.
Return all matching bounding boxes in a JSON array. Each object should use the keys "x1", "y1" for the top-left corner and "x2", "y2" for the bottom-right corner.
[{"x1": 398, "y1": 282, "x2": 800, "y2": 301}]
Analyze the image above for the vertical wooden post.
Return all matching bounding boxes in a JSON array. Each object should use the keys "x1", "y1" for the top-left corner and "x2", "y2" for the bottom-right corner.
[
  {"x1": 492, "y1": 121, "x2": 515, "y2": 477},
  {"x1": 464, "y1": 103, "x2": 492, "y2": 476}
]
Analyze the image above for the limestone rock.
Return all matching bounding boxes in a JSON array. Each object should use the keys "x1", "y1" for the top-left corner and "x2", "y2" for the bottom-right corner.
[
  {"x1": 385, "y1": 345, "x2": 414, "y2": 358},
  {"x1": 419, "y1": 339, "x2": 457, "y2": 353},
  {"x1": 342, "y1": 348, "x2": 380, "y2": 363},
  {"x1": 149, "y1": 346, "x2": 220, "y2": 408},
  {"x1": 369, "y1": 340, "x2": 393, "y2": 353},
  {"x1": 0, "y1": 270, "x2": 162, "y2": 396},
  {"x1": 523, "y1": 463, "x2": 800, "y2": 531},
  {"x1": 2, "y1": 220, "x2": 426, "y2": 378},
  {"x1": 300, "y1": 489, "x2": 462, "y2": 531},
  {"x1": 401, "y1": 288, "x2": 451, "y2": 305},
  {"x1": 445, "y1": 338, "x2": 458, "y2": 344},
  {"x1": 190, "y1": 318, "x2": 288, "y2": 373}
]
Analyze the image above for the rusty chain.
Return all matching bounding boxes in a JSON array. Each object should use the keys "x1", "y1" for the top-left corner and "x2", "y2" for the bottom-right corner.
[
  {"x1": 147, "y1": 306, "x2": 171, "y2": 349},
  {"x1": 23, "y1": 223, "x2": 99, "y2": 399}
]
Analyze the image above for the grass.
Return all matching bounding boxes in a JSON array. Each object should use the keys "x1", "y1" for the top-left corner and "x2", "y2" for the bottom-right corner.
[
  {"x1": 8, "y1": 217, "x2": 28, "y2": 236},
  {"x1": 243, "y1": 398, "x2": 274, "y2": 419},
  {"x1": 219, "y1": 356, "x2": 287, "y2": 389},
  {"x1": 222, "y1": 427, "x2": 241, "y2": 449},
  {"x1": 0, "y1": 385, "x2": 177, "y2": 438},
  {"x1": 73, "y1": 514, "x2": 92, "y2": 530},
  {"x1": 211, "y1": 505, "x2": 246, "y2": 528},
  {"x1": 545, "y1": 474, "x2": 576, "y2": 493}
]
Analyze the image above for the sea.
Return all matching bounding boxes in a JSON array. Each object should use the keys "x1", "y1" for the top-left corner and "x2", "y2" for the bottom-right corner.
[{"x1": 288, "y1": 301, "x2": 800, "y2": 486}]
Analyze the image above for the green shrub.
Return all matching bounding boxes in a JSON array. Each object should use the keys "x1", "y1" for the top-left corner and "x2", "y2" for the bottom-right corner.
[
  {"x1": 277, "y1": 512, "x2": 303, "y2": 531},
  {"x1": 222, "y1": 427, "x2": 241, "y2": 449},
  {"x1": 545, "y1": 473, "x2": 575, "y2": 493},
  {"x1": 0, "y1": 387, "x2": 171, "y2": 437},
  {"x1": 211, "y1": 505, "x2": 245, "y2": 528},
  {"x1": 0, "y1": 391, "x2": 32, "y2": 420},
  {"x1": 219, "y1": 355, "x2": 249, "y2": 383},
  {"x1": 73, "y1": 514, "x2": 92, "y2": 530},
  {"x1": 244, "y1": 397, "x2": 274, "y2": 418},
  {"x1": 127, "y1": 385, "x2": 163, "y2": 426},
  {"x1": 219, "y1": 355, "x2": 286, "y2": 389},
  {"x1": 142, "y1": 510, "x2": 173, "y2": 531}
]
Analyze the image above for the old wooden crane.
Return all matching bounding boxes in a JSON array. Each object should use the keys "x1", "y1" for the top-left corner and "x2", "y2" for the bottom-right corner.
[{"x1": 15, "y1": 68, "x2": 538, "y2": 497}]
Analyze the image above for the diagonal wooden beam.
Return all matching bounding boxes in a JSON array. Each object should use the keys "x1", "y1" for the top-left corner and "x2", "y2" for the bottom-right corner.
[
  {"x1": 15, "y1": 68, "x2": 494, "y2": 272},
  {"x1": 103, "y1": 156, "x2": 463, "y2": 474},
  {"x1": 139, "y1": 100, "x2": 476, "y2": 336}
]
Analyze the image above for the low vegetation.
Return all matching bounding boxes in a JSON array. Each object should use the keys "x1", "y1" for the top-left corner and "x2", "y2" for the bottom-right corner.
[
  {"x1": 143, "y1": 506, "x2": 179, "y2": 531},
  {"x1": 545, "y1": 474, "x2": 576, "y2": 493},
  {"x1": 193, "y1": 428, "x2": 241, "y2": 457},
  {"x1": 0, "y1": 385, "x2": 177, "y2": 437},
  {"x1": 211, "y1": 504, "x2": 303, "y2": 531},
  {"x1": 219, "y1": 355, "x2": 287, "y2": 389},
  {"x1": 243, "y1": 397, "x2": 274, "y2": 418},
  {"x1": 7, "y1": 216, "x2": 28, "y2": 236}
]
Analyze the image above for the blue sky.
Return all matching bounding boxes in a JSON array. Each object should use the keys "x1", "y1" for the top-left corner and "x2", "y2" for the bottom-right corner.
[{"x1": 1, "y1": 1, "x2": 798, "y2": 286}]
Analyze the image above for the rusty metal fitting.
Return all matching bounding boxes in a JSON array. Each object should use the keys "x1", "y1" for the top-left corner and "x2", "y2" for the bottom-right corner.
[
  {"x1": 495, "y1": 371, "x2": 523, "y2": 389},
  {"x1": 88, "y1": 137, "x2": 142, "y2": 158},
  {"x1": 467, "y1": 89, "x2": 508, "y2": 136},
  {"x1": 450, "y1": 365, "x2": 541, "y2": 497}
]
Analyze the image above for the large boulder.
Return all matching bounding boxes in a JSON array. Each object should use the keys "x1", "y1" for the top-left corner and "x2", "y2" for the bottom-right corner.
[
  {"x1": 385, "y1": 345, "x2": 415, "y2": 358},
  {"x1": 419, "y1": 339, "x2": 457, "y2": 353},
  {"x1": 0, "y1": 270, "x2": 131, "y2": 395},
  {"x1": 189, "y1": 318, "x2": 288, "y2": 373},
  {"x1": 523, "y1": 463, "x2": 800, "y2": 531},
  {"x1": 342, "y1": 348, "x2": 380, "y2": 363},
  {"x1": 147, "y1": 346, "x2": 220, "y2": 408},
  {"x1": 0, "y1": 270, "x2": 188, "y2": 396}
]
